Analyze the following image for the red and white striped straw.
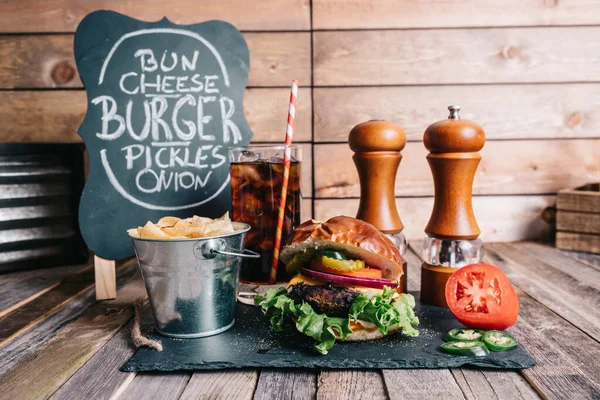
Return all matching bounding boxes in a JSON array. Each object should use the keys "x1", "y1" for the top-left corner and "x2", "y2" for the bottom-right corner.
[{"x1": 269, "y1": 80, "x2": 298, "y2": 284}]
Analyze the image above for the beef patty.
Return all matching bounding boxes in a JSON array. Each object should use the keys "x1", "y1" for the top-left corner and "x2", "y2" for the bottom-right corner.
[{"x1": 288, "y1": 283, "x2": 359, "y2": 317}]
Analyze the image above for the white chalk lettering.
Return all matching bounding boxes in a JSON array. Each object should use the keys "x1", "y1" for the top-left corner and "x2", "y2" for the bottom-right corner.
[
  {"x1": 193, "y1": 145, "x2": 211, "y2": 169},
  {"x1": 204, "y1": 75, "x2": 219, "y2": 94},
  {"x1": 176, "y1": 76, "x2": 190, "y2": 93},
  {"x1": 197, "y1": 96, "x2": 215, "y2": 141},
  {"x1": 181, "y1": 51, "x2": 199, "y2": 72},
  {"x1": 219, "y1": 96, "x2": 241, "y2": 144},
  {"x1": 172, "y1": 94, "x2": 196, "y2": 141},
  {"x1": 150, "y1": 97, "x2": 172, "y2": 141},
  {"x1": 134, "y1": 49, "x2": 158, "y2": 72},
  {"x1": 160, "y1": 50, "x2": 177, "y2": 72},
  {"x1": 120, "y1": 72, "x2": 139, "y2": 94},
  {"x1": 178, "y1": 171, "x2": 195, "y2": 189},
  {"x1": 211, "y1": 145, "x2": 227, "y2": 169},
  {"x1": 93, "y1": 30, "x2": 245, "y2": 210},
  {"x1": 195, "y1": 171, "x2": 212, "y2": 188},
  {"x1": 155, "y1": 147, "x2": 169, "y2": 169},
  {"x1": 92, "y1": 95, "x2": 125, "y2": 140},
  {"x1": 122, "y1": 144, "x2": 145, "y2": 170},
  {"x1": 190, "y1": 74, "x2": 204, "y2": 93},
  {"x1": 161, "y1": 75, "x2": 175, "y2": 93},
  {"x1": 140, "y1": 73, "x2": 160, "y2": 94},
  {"x1": 126, "y1": 100, "x2": 151, "y2": 141}
]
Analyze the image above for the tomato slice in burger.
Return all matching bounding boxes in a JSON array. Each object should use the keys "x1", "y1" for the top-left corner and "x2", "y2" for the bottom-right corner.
[{"x1": 445, "y1": 263, "x2": 519, "y2": 331}]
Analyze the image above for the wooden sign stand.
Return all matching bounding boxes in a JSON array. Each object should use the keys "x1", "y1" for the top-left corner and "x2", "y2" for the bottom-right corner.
[{"x1": 94, "y1": 255, "x2": 116, "y2": 300}]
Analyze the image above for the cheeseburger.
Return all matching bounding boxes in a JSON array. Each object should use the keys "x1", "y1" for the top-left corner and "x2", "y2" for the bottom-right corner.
[{"x1": 254, "y1": 216, "x2": 419, "y2": 354}]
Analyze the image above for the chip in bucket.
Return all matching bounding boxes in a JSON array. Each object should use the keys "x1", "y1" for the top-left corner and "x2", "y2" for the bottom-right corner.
[{"x1": 128, "y1": 212, "x2": 237, "y2": 239}]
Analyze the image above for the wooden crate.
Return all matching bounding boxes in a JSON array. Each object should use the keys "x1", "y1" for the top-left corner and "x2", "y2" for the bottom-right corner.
[{"x1": 556, "y1": 183, "x2": 600, "y2": 254}]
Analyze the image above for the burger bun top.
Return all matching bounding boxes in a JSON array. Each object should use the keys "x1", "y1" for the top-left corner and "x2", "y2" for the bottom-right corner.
[{"x1": 280, "y1": 216, "x2": 404, "y2": 282}]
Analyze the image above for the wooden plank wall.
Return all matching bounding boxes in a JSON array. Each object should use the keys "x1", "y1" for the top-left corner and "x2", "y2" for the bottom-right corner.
[{"x1": 1, "y1": 0, "x2": 599, "y2": 242}]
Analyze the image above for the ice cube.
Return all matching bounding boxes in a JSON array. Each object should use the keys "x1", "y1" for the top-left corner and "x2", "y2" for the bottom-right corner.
[
  {"x1": 239, "y1": 150, "x2": 260, "y2": 162},
  {"x1": 268, "y1": 156, "x2": 284, "y2": 164}
]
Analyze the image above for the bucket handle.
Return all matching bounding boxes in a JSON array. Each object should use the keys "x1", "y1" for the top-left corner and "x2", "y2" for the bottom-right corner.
[
  {"x1": 193, "y1": 238, "x2": 260, "y2": 260},
  {"x1": 210, "y1": 248, "x2": 260, "y2": 258}
]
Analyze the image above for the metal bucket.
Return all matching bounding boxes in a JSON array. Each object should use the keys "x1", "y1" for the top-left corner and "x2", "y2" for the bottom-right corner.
[{"x1": 130, "y1": 222, "x2": 259, "y2": 338}]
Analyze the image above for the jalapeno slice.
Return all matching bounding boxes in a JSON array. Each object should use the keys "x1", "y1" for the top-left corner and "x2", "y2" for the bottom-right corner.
[
  {"x1": 318, "y1": 250, "x2": 348, "y2": 260},
  {"x1": 482, "y1": 330, "x2": 518, "y2": 351},
  {"x1": 440, "y1": 341, "x2": 490, "y2": 357},
  {"x1": 445, "y1": 328, "x2": 486, "y2": 342}
]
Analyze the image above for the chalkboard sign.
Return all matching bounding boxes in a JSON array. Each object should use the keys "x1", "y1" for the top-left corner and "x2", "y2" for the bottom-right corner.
[{"x1": 74, "y1": 11, "x2": 253, "y2": 260}]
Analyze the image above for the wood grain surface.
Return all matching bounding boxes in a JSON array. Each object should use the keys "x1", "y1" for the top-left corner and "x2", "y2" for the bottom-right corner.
[
  {"x1": 557, "y1": 211, "x2": 600, "y2": 235},
  {"x1": 0, "y1": 263, "x2": 85, "y2": 316},
  {"x1": 0, "y1": 273, "x2": 144, "y2": 399},
  {"x1": 180, "y1": 370, "x2": 258, "y2": 400},
  {"x1": 0, "y1": 264, "x2": 94, "y2": 344},
  {"x1": 314, "y1": 27, "x2": 600, "y2": 86},
  {"x1": 556, "y1": 231, "x2": 600, "y2": 254},
  {"x1": 510, "y1": 318, "x2": 600, "y2": 399},
  {"x1": 0, "y1": 0, "x2": 310, "y2": 32},
  {"x1": 50, "y1": 319, "x2": 138, "y2": 400},
  {"x1": 0, "y1": 33, "x2": 310, "y2": 89},
  {"x1": 119, "y1": 373, "x2": 192, "y2": 400},
  {"x1": 512, "y1": 242, "x2": 600, "y2": 290},
  {"x1": 382, "y1": 369, "x2": 465, "y2": 400},
  {"x1": 557, "y1": 187, "x2": 600, "y2": 213},
  {"x1": 313, "y1": 84, "x2": 600, "y2": 142},
  {"x1": 313, "y1": 140, "x2": 600, "y2": 198},
  {"x1": 451, "y1": 369, "x2": 540, "y2": 400},
  {"x1": 0, "y1": 89, "x2": 312, "y2": 143},
  {"x1": 511, "y1": 280, "x2": 600, "y2": 385},
  {"x1": 312, "y1": 0, "x2": 600, "y2": 29},
  {"x1": 315, "y1": 196, "x2": 554, "y2": 242},
  {"x1": 254, "y1": 370, "x2": 317, "y2": 400},
  {"x1": 317, "y1": 370, "x2": 388, "y2": 400},
  {"x1": 559, "y1": 249, "x2": 600, "y2": 272}
]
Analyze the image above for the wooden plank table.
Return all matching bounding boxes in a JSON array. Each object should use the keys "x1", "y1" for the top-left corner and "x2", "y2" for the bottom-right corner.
[{"x1": 0, "y1": 241, "x2": 599, "y2": 400}]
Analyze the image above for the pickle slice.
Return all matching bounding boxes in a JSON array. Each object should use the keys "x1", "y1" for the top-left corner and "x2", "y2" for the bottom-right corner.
[
  {"x1": 286, "y1": 251, "x2": 313, "y2": 273},
  {"x1": 318, "y1": 255, "x2": 365, "y2": 272}
]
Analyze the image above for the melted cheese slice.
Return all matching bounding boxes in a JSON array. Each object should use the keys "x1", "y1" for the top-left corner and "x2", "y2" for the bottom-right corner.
[{"x1": 286, "y1": 273, "x2": 399, "y2": 299}]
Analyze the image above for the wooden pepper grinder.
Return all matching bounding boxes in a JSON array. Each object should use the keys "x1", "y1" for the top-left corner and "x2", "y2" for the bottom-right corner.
[
  {"x1": 349, "y1": 120, "x2": 408, "y2": 293},
  {"x1": 421, "y1": 105, "x2": 485, "y2": 307}
]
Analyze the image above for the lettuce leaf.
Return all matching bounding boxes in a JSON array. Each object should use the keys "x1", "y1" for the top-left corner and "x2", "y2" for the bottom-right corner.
[
  {"x1": 255, "y1": 288, "x2": 352, "y2": 354},
  {"x1": 349, "y1": 288, "x2": 419, "y2": 337},
  {"x1": 254, "y1": 286, "x2": 418, "y2": 355}
]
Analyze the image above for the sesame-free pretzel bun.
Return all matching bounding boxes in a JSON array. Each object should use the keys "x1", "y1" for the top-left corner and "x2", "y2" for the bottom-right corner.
[{"x1": 280, "y1": 216, "x2": 404, "y2": 282}]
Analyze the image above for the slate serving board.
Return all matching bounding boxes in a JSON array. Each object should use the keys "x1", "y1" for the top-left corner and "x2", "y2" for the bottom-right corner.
[{"x1": 122, "y1": 292, "x2": 535, "y2": 371}]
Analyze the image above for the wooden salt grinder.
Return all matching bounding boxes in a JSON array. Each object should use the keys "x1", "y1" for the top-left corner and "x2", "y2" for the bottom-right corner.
[
  {"x1": 421, "y1": 105, "x2": 486, "y2": 307},
  {"x1": 349, "y1": 121, "x2": 408, "y2": 293}
]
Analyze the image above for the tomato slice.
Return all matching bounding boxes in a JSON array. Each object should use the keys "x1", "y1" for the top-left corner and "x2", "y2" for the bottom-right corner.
[
  {"x1": 445, "y1": 263, "x2": 519, "y2": 331},
  {"x1": 311, "y1": 260, "x2": 383, "y2": 279}
]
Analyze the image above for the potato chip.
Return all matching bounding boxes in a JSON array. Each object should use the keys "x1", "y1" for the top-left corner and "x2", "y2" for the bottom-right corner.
[
  {"x1": 138, "y1": 221, "x2": 172, "y2": 239},
  {"x1": 130, "y1": 213, "x2": 239, "y2": 239},
  {"x1": 204, "y1": 218, "x2": 234, "y2": 236},
  {"x1": 127, "y1": 228, "x2": 139, "y2": 238},
  {"x1": 173, "y1": 219, "x2": 192, "y2": 228},
  {"x1": 163, "y1": 225, "x2": 206, "y2": 238},
  {"x1": 192, "y1": 215, "x2": 212, "y2": 227},
  {"x1": 156, "y1": 216, "x2": 181, "y2": 228}
]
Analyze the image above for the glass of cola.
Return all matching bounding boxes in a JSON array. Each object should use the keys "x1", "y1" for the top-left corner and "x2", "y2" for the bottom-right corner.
[{"x1": 229, "y1": 145, "x2": 302, "y2": 283}]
